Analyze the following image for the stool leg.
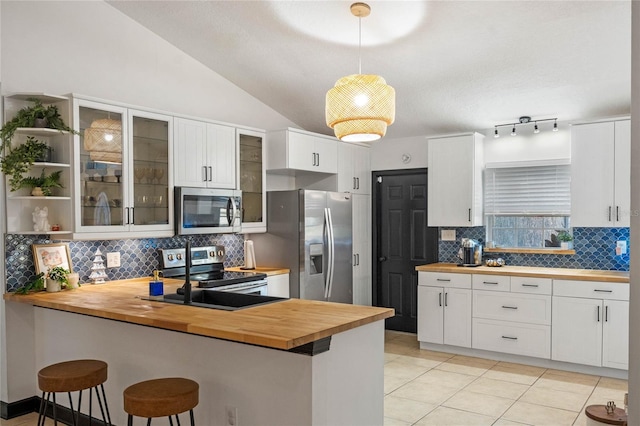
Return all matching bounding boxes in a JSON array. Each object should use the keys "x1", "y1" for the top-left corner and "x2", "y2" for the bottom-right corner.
[
  {"x1": 190, "y1": 409, "x2": 195, "y2": 426},
  {"x1": 94, "y1": 385, "x2": 108, "y2": 425},
  {"x1": 175, "y1": 413, "x2": 181, "y2": 426},
  {"x1": 169, "y1": 415, "x2": 174, "y2": 426},
  {"x1": 67, "y1": 392, "x2": 77, "y2": 426},
  {"x1": 77, "y1": 389, "x2": 83, "y2": 426},
  {"x1": 52, "y1": 392, "x2": 58, "y2": 425},
  {"x1": 100, "y1": 383, "x2": 112, "y2": 425},
  {"x1": 147, "y1": 418, "x2": 152, "y2": 426},
  {"x1": 89, "y1": 387, "x2": 93, "y2": 424},
  {"x1": 37, "y1": 392, "x2": 47, "y2": 426},
  {"x1": 127, "y1": 414, "x2": 133, "y2": 426}
]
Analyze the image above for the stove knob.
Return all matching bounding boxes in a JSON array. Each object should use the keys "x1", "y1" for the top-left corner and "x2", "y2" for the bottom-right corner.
[
  {"x1": 209, "y1": 251, "x2": 215, "y2": 258},
  {"x1": 176, "y1": 254, "x2": 182, "y2": 260},
  {"x1": 217, "y1": 250, "x2": 224, "y2": 257},
  {"x1": 167, "y1": 254, "x2": 174, "y2": 261}
]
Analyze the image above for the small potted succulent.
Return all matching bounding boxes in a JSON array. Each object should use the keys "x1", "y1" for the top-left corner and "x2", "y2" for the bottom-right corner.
[
  {"x1": 46, "y1": 266, "x2": 70, "y2": 292},
  {"x1": 20, "y1": 168, "x2": 63, "y2": 196},
  {"x1": 557, "y1": 231, "x2": 574, "y2": 249}
]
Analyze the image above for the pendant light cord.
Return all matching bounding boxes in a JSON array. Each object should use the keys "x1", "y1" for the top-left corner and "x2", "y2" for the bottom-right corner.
[{"x1": 358, "y1": 15, "x2": 362, "y2": 75}]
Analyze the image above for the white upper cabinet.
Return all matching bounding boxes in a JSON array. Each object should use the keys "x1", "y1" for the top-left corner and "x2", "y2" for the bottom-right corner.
[
  {"x1": 174, "y1": 117, "x2": 236, "y2": 189},
  {"x1": 237, "y1": 128, "x2": 266, "y2": 233},
  {"x1": 571, "y1": 119, "x2": 630, "y2": 227},
  {"x1": 338, "y1": 142, "x2": 371, "y2": 194},
  {"x1": 73, "y1": 98, "x2": 173, "y2": 238},
  {"x1": 267, "y1": 128, "x2": 337, "y2": 174},
  {"x1": 427, "y1": 133, "x2": 484, "y2": 226}
]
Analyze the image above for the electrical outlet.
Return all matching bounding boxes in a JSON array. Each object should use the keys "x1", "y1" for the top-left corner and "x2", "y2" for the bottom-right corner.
[
  {"x1": 441, "y1": 229, "x2": 456, "y2": 241},
  {"x1": 106, "y1": 252, "x2": 121, "y2": 268},
  {"x1": 616, "y1": 240, "x2": 627, "y2": 256},
  {"x1": 225, "y1": 405, "x2": 238, "y2": 426}
]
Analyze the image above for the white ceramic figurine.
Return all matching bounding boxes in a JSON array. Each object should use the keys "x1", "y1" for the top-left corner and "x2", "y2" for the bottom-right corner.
[{"x1": 33, "y1": 206, "x2": 51, "y2": 232}]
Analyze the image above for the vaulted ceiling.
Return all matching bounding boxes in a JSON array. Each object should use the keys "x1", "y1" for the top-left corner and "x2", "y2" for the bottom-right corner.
[{"x1": 107, "y1": 1, "x2": 631, "y2": 140}]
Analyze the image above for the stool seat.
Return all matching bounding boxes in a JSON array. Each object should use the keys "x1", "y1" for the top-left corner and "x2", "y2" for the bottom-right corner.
[
  {"x1": 585, "y1": 404, "x2": 627, "y2": 425},
  {"x1": 124, "y1": 377, "x2": 199, "y2": 419},
  {"x1": 38, "y1": 359, "x2": 108, "y2": 393}
]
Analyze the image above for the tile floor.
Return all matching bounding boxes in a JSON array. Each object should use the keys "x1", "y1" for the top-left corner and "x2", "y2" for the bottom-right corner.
[
  {"x1": 384, "y1": 330, "x2": 628, "y2": 426},
  {"x1": 0, "y1": 331, "x2": 629, "y2": 426}
]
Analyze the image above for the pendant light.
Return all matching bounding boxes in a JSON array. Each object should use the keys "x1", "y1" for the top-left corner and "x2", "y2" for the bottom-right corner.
[
  {"x1": 83, "y1": 118, "x2": 122, "y2": 163},
  {"x1": 326, "y1": 3, "x2": 395, "y2": 142}
]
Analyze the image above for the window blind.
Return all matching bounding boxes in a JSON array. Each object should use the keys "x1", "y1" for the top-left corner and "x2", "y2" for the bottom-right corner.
[{"x1": 484, "y1": 163, "x2": 571, "y2": 215}]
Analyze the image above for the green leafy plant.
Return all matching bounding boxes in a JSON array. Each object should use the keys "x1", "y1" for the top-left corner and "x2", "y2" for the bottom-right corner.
[
  {"x1": 47, "y1": 266, "x2": 70, "y2": 287},
  {"x1": 20, "y1": 169, "x2": 63, "y2": 196},
  {"x1": 557, "y1": 231, "x2": 573, "y2": 242},
  {"x1": 0, "y1": 136, "x2": 50, "y2": 191},
  {"x1": 0, "y1": 98, "x2": 78, "y2": 153},
  {"x1": 15, "y1": 273, "x2": 45, "y2": 294}
]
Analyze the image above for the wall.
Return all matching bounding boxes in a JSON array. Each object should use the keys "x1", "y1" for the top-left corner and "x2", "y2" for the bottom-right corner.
[
  {"x1": 370, "y1": 135, "x2": 428, "y2": 171},
  {"x1": 4, "y1": 233, "x2": 245, "y2": 292},
  {"x1": 439, "y1": 226, "x2": 629, "y2": 271},
  {"x1": 628, "y1": 2, "x2": 639, "y2": 423},
  {"x1": 1, "y1": 1, "x2": 297, "y2": 131}
]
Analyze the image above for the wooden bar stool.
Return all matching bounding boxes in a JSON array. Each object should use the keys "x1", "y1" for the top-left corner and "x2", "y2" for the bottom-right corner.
[
  {"x1": 37, "y1": 359, "x2": 112, "y2": 426},
  {"x1": 123, "y1": 377, "x2": 199, "y2": 425}
]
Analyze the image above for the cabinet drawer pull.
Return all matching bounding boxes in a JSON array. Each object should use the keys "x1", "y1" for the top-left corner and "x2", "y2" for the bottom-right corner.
[
  {"x1": 501, "y1": 305, "x2": 518, "y2": 310},
  {"x1": 438, "y1": 293, "x2": 442, "y2": 307},
  {"x1": 468, "y1": 208, "x2": 471, "y2": 222},
  {"x1": 501, "y1": 336, "x2": 518, "y2": 340},
  {"x1": 436, "y1": 278, "x2": 451, "y2": 282},
  {"x1": 605, "y1": 305, "x2": 609, "y2": 322},
  {"x1": 594, "y1": 289, "x2": 613, "y2": 293},
  {"x1": 617, "y1": 205, "x2": 620, "y2": 222},
  {"x1": 444, "y1": 292, "x2": 448, "y2": 307},
  {"x1": 208, "y1": 166, "x2": 213, "y2": 181},
  {"x1": 597, "y1": 305, "x2": 600, "y2": 322},
  {"x1": 521, "y1": 284, "x2": 539, "y2": 288},
  {"x1": 483, "y1": 281, "x2": 499, "y2": 285},
  {"x1": 202, "y1": 166, "x2": 208, "y2": 181},
  {"x1": 317, "y1": 153, "x2": 320, "y2": 167},
  {"x1": 608, "y1": 206, "x2": 612, "y2": 222}
]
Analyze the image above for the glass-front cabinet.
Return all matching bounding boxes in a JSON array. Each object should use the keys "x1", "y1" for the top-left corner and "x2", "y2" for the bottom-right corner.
[
  {"x1": 237, "y1": 128, "x2": 266, "y2": 233},
  {"x1": 73, "y1": 98, "x2": 173, "y2": 236}
]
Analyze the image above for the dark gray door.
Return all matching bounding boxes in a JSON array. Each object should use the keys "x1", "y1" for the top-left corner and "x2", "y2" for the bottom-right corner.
[{"x1": 373, "y1": 169, "x2": 438, "y2": 332}]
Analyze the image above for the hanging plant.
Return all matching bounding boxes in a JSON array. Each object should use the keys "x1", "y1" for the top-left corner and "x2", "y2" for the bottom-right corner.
[
  {"x1": 0, "y1": 98, "x2": 78, "y2": 153},
  {"x1": 0, "y1": 136, "x2": 50, "y2": 191}
]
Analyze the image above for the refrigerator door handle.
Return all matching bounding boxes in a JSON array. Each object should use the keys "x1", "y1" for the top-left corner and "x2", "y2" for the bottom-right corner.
[
  {"x1": 324, "y1": 207, "x2": 335, "y2": 300},
  {"x1": 323, "y1": 208, "x2": 331, "y2": 299}
]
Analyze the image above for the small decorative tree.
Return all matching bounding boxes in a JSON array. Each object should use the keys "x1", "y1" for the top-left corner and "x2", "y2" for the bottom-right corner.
[{"x1": 89, "y1": 249, "x2": 108, "y2": 284}]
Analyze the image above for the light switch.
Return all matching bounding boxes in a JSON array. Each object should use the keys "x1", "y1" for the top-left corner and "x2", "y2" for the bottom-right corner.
[
  {"x1": 107, "y1": 252, "x2": 121, "y2": 268},
  {"x1": 441, "y1": 229, "x2": 456, "y2": 241}
]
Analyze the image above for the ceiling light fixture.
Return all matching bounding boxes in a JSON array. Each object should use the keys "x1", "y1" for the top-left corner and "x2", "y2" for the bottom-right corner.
[
  {"x1": 494, "y1": 116, "x2": 558, "y2": 138},
  {"x1": 326, "y1": 2, "x2": 395, "y2": 143}
]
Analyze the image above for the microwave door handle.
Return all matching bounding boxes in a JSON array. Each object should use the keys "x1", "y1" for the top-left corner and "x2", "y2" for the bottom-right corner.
[
  {"x1": 226, "y1": 197, "x2": 232, "y2": 226},
  {"x1": 231, "y1": 197, "x2": 238, "y2": 226}
]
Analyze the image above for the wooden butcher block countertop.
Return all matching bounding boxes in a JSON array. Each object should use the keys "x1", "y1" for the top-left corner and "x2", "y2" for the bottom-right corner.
[
  {"x1": 415, "y1": 263, "x2": 629, "y2": 283},
  {"x1": 3, "y1": 278, "x2": 393, "y2": 350}
]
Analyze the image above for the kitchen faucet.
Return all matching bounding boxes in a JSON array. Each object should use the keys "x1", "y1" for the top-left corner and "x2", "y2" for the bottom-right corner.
[{"x1": 183, "y1": 240, "x2": 192, "y2": 304}]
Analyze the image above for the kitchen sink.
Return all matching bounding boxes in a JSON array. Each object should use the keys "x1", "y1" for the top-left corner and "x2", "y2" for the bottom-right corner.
[{"x1": 161, "y1": 289, "x2": 286, "y2": 311}]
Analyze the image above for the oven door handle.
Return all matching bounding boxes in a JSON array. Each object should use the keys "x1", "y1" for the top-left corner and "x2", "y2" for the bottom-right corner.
[{"x1": 215, "y1": 281, "x2": 267, "y2": 294}]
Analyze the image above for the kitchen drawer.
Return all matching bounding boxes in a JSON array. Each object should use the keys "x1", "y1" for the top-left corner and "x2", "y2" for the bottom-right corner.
[
  {"x1": 553, "y1": 280, "x2": 629, "y2": 301},
  {"x1": 510, "y1": 277, "x2": 552, "y2": 295},
  {"x1": 473, "y1": 291, "x2": 551, "y2": 325},
  {"x1": 418, "y1": 272, "x2": 471, "y2": 289},
  {"x1": 472, "y1": 318, "x2": 551, "y2": 359},
  {"x1": 472, "y1": 274, "x2": 510, "y2": 292}
]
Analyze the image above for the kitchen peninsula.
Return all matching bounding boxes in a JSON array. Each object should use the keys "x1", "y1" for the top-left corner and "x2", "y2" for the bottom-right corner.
[{"x1": 3, "y1": 279, "x2": 393, "y2": 425}]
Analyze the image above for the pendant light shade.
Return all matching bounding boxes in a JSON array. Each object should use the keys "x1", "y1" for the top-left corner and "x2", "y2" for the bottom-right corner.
[
  {"x1": 325, "y1": 2, "x2": 395, "y2": 143},
  {"x1": 83, "y1": 118, "x2": 122, "y2": 163},
  {"x1": 326, "y1": 74, "x2": 395, "y2": 142}
]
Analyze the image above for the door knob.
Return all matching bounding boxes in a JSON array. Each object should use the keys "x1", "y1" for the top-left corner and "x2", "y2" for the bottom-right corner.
[{"x1": 378, "y1": 256, "x2": 387, "y2": 262}]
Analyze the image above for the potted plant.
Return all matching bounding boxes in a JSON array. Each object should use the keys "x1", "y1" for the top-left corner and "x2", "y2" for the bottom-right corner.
[
  {"x1": 15, "y1": 273, "x2": 45, "y2": 294},
  {"x1": 46, "y1": 266, "x2": 70, "y2": 292},
  {"x1": 0, "y1": 98, "x2": 77, "y2": 153},
  {"x1": 20, "y1": 168, "x2": 63, "y2": 196},
  {"x1": 557, "y1": 231, "x2": 574, "y2": 249},
  {"x1": 0, "y1": 136, "x2": 51, "y2": 192}
]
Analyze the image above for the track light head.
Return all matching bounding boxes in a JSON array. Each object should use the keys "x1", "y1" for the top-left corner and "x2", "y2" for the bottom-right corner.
[
  {"x1": 511, "y1": 125, "x2": 516, "y2": 136},
  {"x1": 494, "y1": 128, "x2": 499, "y2": 138},
  {"x1": 553, "y1": 120, "x2": 558, "y2": 132},
  {"x1": 534, "y1": 123, "x2": 539, "y2": 134}
]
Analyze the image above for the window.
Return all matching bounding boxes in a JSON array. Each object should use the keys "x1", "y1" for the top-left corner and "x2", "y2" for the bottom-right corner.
[{"x1": 485, "y1": 161, "x2": 571, "y2": 249}]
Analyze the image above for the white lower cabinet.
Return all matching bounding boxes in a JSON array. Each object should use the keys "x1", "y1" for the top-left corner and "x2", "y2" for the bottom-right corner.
[
  {"x1": 472, "y1": 318, "x2": 551, "y2": 359},
  {"x1": 472, "y1": 277, "x2": 551, "y2": 359},
  {"x1": 551, "y1": 280, "x2": 629, "y2": 370},
  {"x1": 417, "y1": 272, "x2": 472, "y2": 348},
  {"x1": 267, "y1": 273, "x2": 289, "y2": 298}
]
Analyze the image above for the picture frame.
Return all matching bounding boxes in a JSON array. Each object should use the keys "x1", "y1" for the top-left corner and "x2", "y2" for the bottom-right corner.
[{"x1": 32, "y1": 243, "x2": 73, "y2": 276}]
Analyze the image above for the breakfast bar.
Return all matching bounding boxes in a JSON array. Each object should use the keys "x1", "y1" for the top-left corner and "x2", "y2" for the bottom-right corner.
[{"x1": 3, "y1": 279, "x2": 394, "y2": 425}]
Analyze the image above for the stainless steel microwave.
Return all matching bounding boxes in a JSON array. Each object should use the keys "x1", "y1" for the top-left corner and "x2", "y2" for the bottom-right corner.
[{"x1": 175, "y1": 187, "x2": 242, "y2": 235}]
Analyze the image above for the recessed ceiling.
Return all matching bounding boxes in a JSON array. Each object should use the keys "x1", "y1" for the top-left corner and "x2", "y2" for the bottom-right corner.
[{"x1": 107, "y1": 1, "x2": 631, "y2": 140}]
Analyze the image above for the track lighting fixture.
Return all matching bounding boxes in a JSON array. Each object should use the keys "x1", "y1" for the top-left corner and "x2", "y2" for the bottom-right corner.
[{"x1": 493, "y1": 116, "x2": 558, "y2": 138}]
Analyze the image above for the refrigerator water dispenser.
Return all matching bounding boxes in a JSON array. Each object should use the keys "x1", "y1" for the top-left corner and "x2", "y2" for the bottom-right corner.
[{"x1": 309, "y1": 244, "x2": 323, "y2": 274}]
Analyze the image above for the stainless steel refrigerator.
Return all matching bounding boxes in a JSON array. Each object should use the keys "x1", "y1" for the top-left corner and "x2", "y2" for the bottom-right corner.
[{"x1": 253, "y1": 189, "x2": 353, "y2": 303}]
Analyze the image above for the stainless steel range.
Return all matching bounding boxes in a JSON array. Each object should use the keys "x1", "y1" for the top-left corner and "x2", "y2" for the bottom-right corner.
[{"x1": 160, "y1": 245, "x2": 268, "y2": 295}]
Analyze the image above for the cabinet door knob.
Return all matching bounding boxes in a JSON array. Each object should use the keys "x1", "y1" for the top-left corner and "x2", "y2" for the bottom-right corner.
[{"x1": 378, "y1": 256, "x2": 387, "y2": 262}]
